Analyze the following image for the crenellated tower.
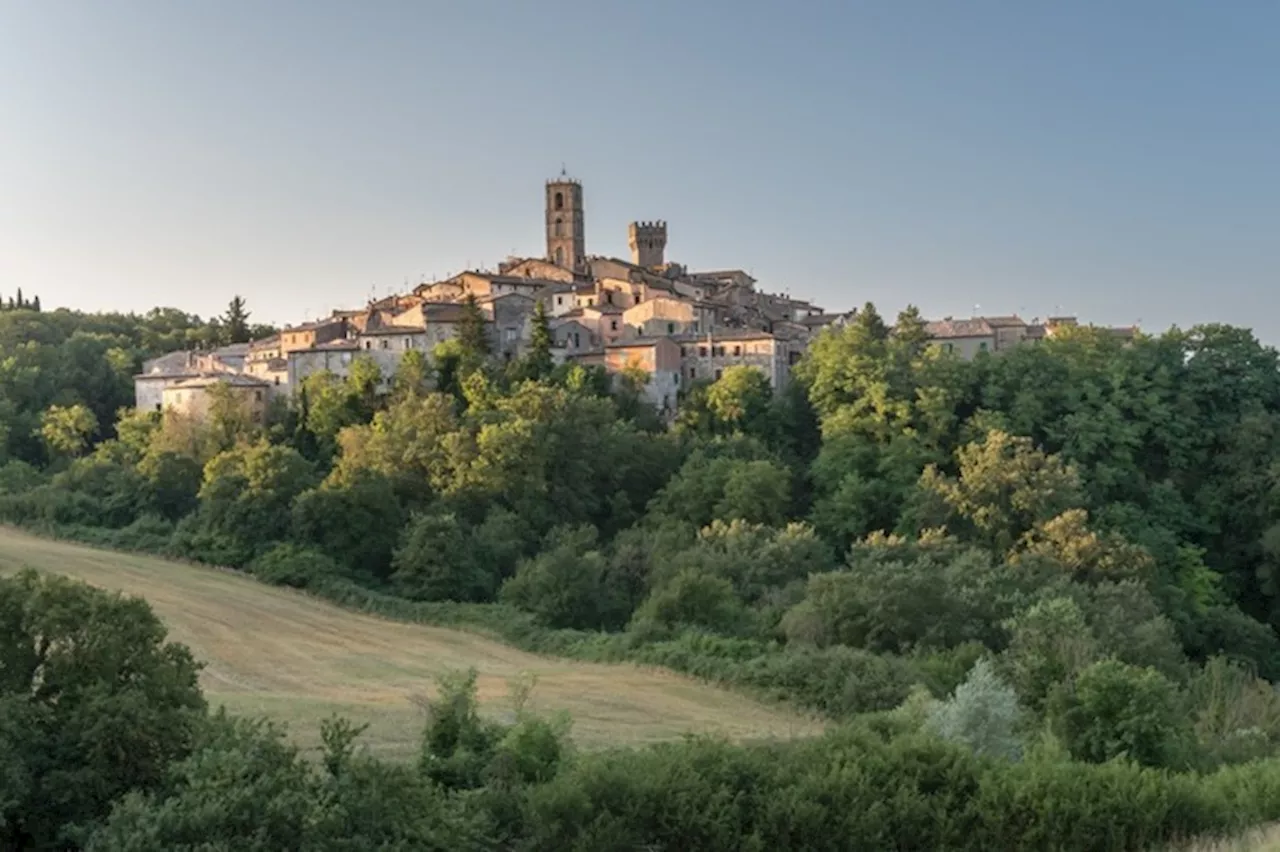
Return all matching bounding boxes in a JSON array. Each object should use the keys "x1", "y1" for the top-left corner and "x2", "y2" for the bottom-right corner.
[
  {"x1": 546, "y1": 175, "x2": 586, "y2": 272},
  {"x1": 628, "y1": 220, "x2": 667, "y2": 268}
]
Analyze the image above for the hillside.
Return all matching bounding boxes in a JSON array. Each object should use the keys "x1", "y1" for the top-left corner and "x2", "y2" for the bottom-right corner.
[{"x1": 0, "y1": 528, "x2": 820, "y2": 759}]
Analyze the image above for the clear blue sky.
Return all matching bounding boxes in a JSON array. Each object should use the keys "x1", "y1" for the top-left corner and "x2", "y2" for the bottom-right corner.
[{"x1": 1, "y1": 1, "x2": 1277, "y2": 338}]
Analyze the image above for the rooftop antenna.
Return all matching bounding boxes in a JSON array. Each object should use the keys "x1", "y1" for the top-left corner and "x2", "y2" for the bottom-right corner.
[{"x1": 560, "y1": 163, "x2": 567, "y2": 177}]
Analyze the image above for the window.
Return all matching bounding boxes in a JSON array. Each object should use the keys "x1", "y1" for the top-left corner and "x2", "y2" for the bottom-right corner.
[
  {"x1": 573, "y1": 332, "x2": 580, "y2": 347},
  {"x1": 554, "y1": 217, "x2": 563, "y2": 237},
  {"x1": 587, "y1": 298, "x2": 594, "y2": 307},
  {"x1": 404, "y1": 338, "x2": 412, "y2": 349},
  {"x1": 380, "y1": 339, "x2": 389, "y2": 349},
  {"x1": 689, "y1": 367, "x2": 696, "y2": 379},
  {"x1": 554, "y1": 191, "x2": 564, "y2": 210},
  {"x1": 733, "y1": 345, "x2": 741, "y2": 356},
  {"x1": 699, "y1": 346, "x2": 707, "y2": 357},
  {"x1": 254, "y1": 391, "x2": 263, "y2": 401},
  {"x1": 364, "y1": 340, "x2": 371, "y2": 349},
  {"x1": 715, "y1": 369, "x2": 722, "y2": 380},
  {"x1": 944, "y1": 342, "x2": 954, "y2": 353},
  {"x1": 667, "y1": 322, "x2": 675, "y2": 334},
  {"x1": 554, "y1": 247, "x2": 564, "y2": 266},
  {"x1": 556, "y1": 296, "x2": 563, "y2": 306},
  {"x1": 154, "y1": 403, "x2": 161, "y2": 412},
  {"x1": 610, "y1": 320, "x2": 618, "y2": 331},
  {"x1": 979, "y1": 341, "x2": 989, "y2": 352},
  {"x1": 605, "y1": 291, "x2": 613, "y2": 305},
  {"x1": 274, "y1": 376, "x2": 280, "y2": 386}
]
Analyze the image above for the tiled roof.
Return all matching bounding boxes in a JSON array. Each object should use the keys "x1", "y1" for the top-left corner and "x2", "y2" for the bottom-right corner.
[
  {"x1": 983, "y1": 315, "x2": 1027, "y2": 328},
  {"x1": 671, "y1": 329, "x2": 778, "y2": 342},
  {"x1": 359, "y1": 325, "x2": 425, "y2": 335},
  {"x1": 606, "y1": 337, "x2": 679, "y2": 349},
  {"x1": 925, "y1": 319, "x2": 994, "y2": 339},
  {"x1": 167, "y1": 373, "x2": 271, "y2": 390}
]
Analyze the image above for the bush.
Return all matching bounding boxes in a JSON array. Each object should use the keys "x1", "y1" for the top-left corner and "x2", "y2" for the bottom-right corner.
[
  {"x1": 926, "y1": 658, "x2": 1024, "y2": 761},
  {"x1": 1048, "y1": 658, "x2": 1193, "y2": 769},
  {"x1": 630, "y1": 568, "x2": 752, "y2": 638},
  {"x1": 500, "y1": 526, "x2": 621, "y2": 630},
  {"x1": 392, "y1": 512, "x2": 494, "y2": 603},
  {"x1": 249, "y1": 543, "x2": 347, "y2": 590}
]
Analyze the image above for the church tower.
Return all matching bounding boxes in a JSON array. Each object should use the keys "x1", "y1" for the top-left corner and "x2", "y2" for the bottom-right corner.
[{"x1": 546, "y1": 173, "x2": 585, "y2": 272}]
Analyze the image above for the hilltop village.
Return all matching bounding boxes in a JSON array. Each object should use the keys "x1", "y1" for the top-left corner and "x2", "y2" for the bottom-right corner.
[{"x1": 135, "y1": 174, "x2": 1135, "y2": 418}]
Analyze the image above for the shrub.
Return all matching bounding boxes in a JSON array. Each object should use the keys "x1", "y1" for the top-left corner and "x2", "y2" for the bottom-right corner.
[
  {"x1": 926, "y1": 658, "x2": 1024, "y2": 761},
  {"x1": 500, "y1": 526, "x2": 619, "y2": 630},
  {"x1": 249, "y1": 543, "x2": 347, "y2": 590},
  {"x1": 393, "y1": 512, "x2": 493, "y2": 603},
  {"x1": 1048, "y1": 658, "x2": 1193, "y2": 769}
]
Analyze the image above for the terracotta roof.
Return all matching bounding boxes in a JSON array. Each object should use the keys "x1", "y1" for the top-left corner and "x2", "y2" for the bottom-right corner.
[
  {"x1": 284, "y1": 317, "x2": 346, "y2": 332},
  {"x1": 672, "y1": 329, "x2": 778, "y2": 342},
  {"x1": 606, "y1": 337, "x2": 679, "y2": 349},
  {"x1": 167, "y1": 374, "x2": 271, "y2": 390},
  {"x1": 926, "y1": 319, "x2": 994, "y2": 339},
  {"x1": 983, "y1": 315, "x2": 1027, "y2": 328},
  {"x1": 359, "y1": 325, "x2": 425, "y2": 335}
]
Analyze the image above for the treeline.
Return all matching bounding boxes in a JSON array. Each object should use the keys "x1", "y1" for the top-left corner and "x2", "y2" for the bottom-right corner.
[
  {"x1": 1, "y1": 289, "x2": 41, "y2": 312},
  {"x1": 8, "y1": 569, "x2": 1280, "y2": 852},
  {"x1": 0, "y1": 298, "x2": 271, "y2": 466},
  {"x1": 7, "y1": 302, "x2": 1280, "y2": 834}
]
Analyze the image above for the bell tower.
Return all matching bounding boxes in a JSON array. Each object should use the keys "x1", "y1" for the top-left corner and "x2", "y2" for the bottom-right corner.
[{"x1": 546, "y1": 172, "x2": 585, "y2": 272}]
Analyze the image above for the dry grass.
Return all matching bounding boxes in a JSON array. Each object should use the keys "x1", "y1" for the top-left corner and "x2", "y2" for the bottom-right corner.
[
  {"x1": 1167, "y1": 825, "x2": 1280, "y2": 851},
  {"x1": 0, "y1": 528, "x2": 823, "y2": 760}
]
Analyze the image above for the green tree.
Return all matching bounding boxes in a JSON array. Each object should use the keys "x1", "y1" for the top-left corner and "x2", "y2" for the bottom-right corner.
[
  {"x1": 392, "y1": 512, "x2": 492, "y2": 602},
  {"x1": 915, "y1": 430, "x2": 1085, "y2": 554},
  {"x1": 499, "y1": 526, "x2": 617, "y2": 629},
  {"x1": 37, "y1": 403, "x2": 99, "y2": 459},
  {"x1": 1049, "y1": 658, "x2": 1191, "y2": 768},
  {"x1": 222, "y1": 296, "x2": 251, "y2": 344},
  {"x1": 522, "y1": 299, "x2": 554, "y2": 381},
  {"x1": 1000, "y1": 597, "x2": 1100, "y2": 712},
  {"x1": 0, "y1": 571, "x2": 205, "y2": 849},
  {"x1": 457, "y1": 295, "x2": 490, "y2": 360},
  {"x1": 926, "y1": 657, "x2": 1023, "y2": 761},
  {"x1": 705, "y1": 365, "x2": 773, "y2": 435},
  {"x1": 392, "y1": 348, "x2": 432, "y2": 399}
]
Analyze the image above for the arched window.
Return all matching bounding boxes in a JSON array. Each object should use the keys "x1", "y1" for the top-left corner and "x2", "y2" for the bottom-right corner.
[
  {"x1": 554, "y1": 247, "x2": 564, "y2": 266},
  {"x1": 554, "y1": 192, "x2": 564, "y2": 210},
  {"x1": 554, "y1": 217, "x2": 563, "y2": 237}
]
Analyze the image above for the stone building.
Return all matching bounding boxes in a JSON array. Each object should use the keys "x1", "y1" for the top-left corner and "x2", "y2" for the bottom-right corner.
[
  {"x1": 161, "y1": 374, "x2": 271, "y2": 422},
  {"x1": 628, "y1": 221, "x2": 667, "y2": 268},
  {"x1": 286, "y1": 338, "x2": 359, "y2": 386},
  {"x1": 546, "y1": 175, "x2": 586, "y2": 272},
  {"x1": 677, "y1": 330, "x2": 796, "y2": 389},
  {"x1": 605, "y1": 338, "x2": 682, "y2": 414},
  {"x1": 281, "y1": 317, "x2": 349, "y2": 354}
]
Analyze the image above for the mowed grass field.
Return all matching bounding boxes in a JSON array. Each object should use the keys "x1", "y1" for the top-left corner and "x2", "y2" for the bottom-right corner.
[{"x1": 0, "y1": 527, "x2": 822, "y2": 760}]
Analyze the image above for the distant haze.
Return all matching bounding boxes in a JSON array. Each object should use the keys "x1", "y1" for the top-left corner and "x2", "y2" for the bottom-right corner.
[{"x1": 1, "y1": 2, "x2": 1276, "y2": 339}]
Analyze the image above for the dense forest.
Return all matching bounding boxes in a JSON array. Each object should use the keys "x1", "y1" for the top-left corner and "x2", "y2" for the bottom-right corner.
[{"x1": 7, "y1": 300, "x2": 1280, "y2": 848}]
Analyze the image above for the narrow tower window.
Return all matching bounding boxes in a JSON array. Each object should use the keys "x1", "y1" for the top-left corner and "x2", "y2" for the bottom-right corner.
[
  {"x1": 554, "y1": 217, "x2": 563, "y2": 237},
  {"x1": 554, "y1": 192, "x2": 564, "y2": 210}
]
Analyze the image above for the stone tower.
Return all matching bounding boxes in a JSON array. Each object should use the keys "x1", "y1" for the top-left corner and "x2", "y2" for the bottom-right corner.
[
  {"x1": 628, "y1": 221, "x2": 667, "y2": 268},
  {"x1": 546, "y1": 175, "x2": 585, "y2": 272}
]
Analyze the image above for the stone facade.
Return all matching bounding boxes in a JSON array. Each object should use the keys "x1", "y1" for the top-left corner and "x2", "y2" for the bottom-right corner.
[
  {"x1": 677, "y1": 331, "x2": 794, "y2": 390},
  {"x1": 161, "y1": 374, "x2": 271, "y2": 422},
  {"x1": 628, "y1": 221, "x2": 667, "y2": 268},
  {"x1": 605, "y1": 338, "x2": 682, "y2": 414},
  {"x1": 546, "y1": 177, "x2": 586, "y2": 272}
]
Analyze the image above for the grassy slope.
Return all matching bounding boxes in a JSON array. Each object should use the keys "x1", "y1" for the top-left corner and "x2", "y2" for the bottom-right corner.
[{"x1": 0, "y1": 527, "x2": 821, "y2": 760}]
